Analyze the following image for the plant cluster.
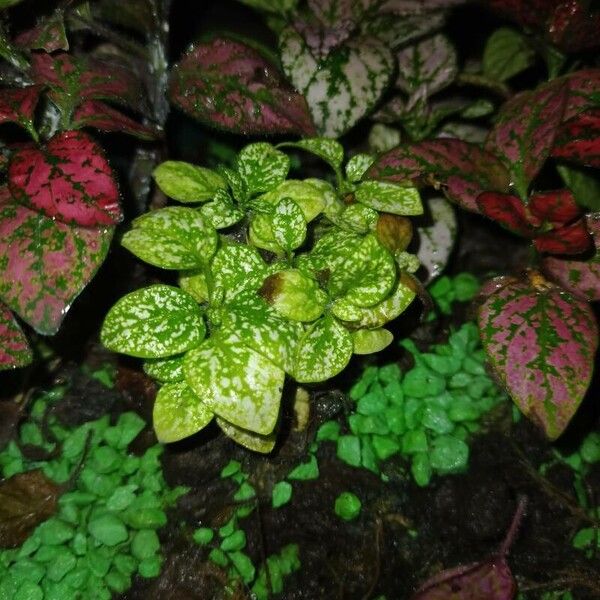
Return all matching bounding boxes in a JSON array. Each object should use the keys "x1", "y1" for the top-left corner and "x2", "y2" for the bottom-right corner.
[{"x1": 0, "y1": 384, "x2": 184, "y2": 600}]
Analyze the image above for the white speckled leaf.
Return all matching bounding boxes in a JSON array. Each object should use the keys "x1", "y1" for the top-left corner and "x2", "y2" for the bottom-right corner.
[
  {"x1": 216, "y1": 417, "x2": 277, "y2": 453},
  {"x1": 153, "y1": 161, "x2": 226, "y2": 203},
  {"x1": 272, "y1": 197, "x2": 307, "y2": 251},
  {"x1": 396, "y1": 34, "x2": 457, "y2": 98},
  {"x1": 218, "y1": 166, "x2": 247, "y2": 203},
  {"x1": 363, "y1": 11, "x2": 446, "y2": 49},
  {"x1": 337, "y1": 204, "x2": 379, "y2": 233},
  {"x1": 417, "y1": 197, "x2": 457, "y2": 283},
  {"x1": 249, "y1": 213, "x2": 281, "y2": 254},
  {"x1": 211, "y1": 244, "x2": 268, "y2": 304},
  {"x1": 308, "y1": 0, "x2": 372, "y2": 26},
  {"x1": 279, "y1": 138, "x2": 344, "y2": 172},
  {"x1": 200, "y1": 189, "x2": 244, "y2": 229},
  {"x1": 184, "y1": 332, "x2": 284, "y2": 435},
  {"x1": 355, "y1": 181, "x2": 423, "y2": 215},
  {"x1": 368, "y1": 123, "x2": 402, "y2": 154},
  {"x1": 345, "y1": 153, "x2": 375, "y2": 182},
  {"x1": 179, "y1": 269, "x2": 209, "y2": 303},
  {"x1": 144, "y1": 354, "x2": 185, "y2": 383},
  {"x1": 101, "y1": 284, "x2": 205, "y2": 358},
  {"x1": 280, "y1": 29, "x2": 394, "y2": 137},
  {"x1": 220, "y1": 289, "x2": 302, "y2": 372},
  {"x1": 236, "y1": 143, "x2": 290, "y2": 196},
  {"x1": 293, "y1": 315, "x2": 353, "y2": 383},
  {"x1": 122, "y1": 207, "x2": 218, "y2": 270},
  {"x1": 257, "y1": 179, "x2": 326, "y2": 222},
  {"x1": 352, "y1": 328, "x2": 394, "y2": 354},
  {"x1": 153, "y1": 381, "x2": 214, "y2": 443}
]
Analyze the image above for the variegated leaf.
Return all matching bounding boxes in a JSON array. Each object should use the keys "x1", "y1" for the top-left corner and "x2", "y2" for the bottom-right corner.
[
  {"x1": 478, "y1": 275, "x2": 598, "y2": 439},
  {"x1": 153, "y1": 381, "x2": 214, "y2": 443},
  {"x1": 0, "y1": 86, "x2": 43, "y2": 134},
  {"x1": 338, "y1": 204, "x2": 379, "y2": 234},
  {"x1": 551, "y1": 109, "x2": 600, "y2": 169},
  {"x1": 562, "y1": 69, "x2": 600, "y2": 122},
  {"x1": 355, "y1": 181, "x2": 423, "y2": 215},
  {"x1": 144, "y1": 354, "x2": 185, "y2": 383},
  {"x1": 169, "y1": 37, "x2": 315, "y2": 136},
  {"x1": 293, "y1": 315, "x2": 353, "y2": 383},
  {"x1": 345, "y1": 153, "x2": 375, "y2": 182},
  {"x1": 485, "y1": 80, "x2": 568, "y2": 199},
  {"x1": 122, "y1": 207, "x2": 217, "y2": 270},
  {"x1": 368, "y1": 123, "x2": 401, "y2": 154},
  {"x1": 184, "y1": 332, "x2": 284, "y2": 435},
  {"x1": 280, "y1": 29, "x2": 394, "y2": 137},
  {"x1": 153, "y1": 161, "x2": 226, "y2": 203},
  {"x1": 101, "y1": 285, "x2": 205, "y2": 359},
  {"x1": 482, "y1": 28, "x2": 534, "y2": 83},
  {"x1": 396, "y1": 34, "x2": 457, "y2": 98},
  {"x1": 292, "y1": 19, "x2": 354, "y2": 61},
  {"x1": 417, "y1": 197, "x2": 457, "y2": 283},
  {"x1": 179, "y1": 270, "x2": 209, "y2": 303},
  {"x1": 216, "y1": 417, "x2": 276, "y2": 453},
  {"x1": 9, "y1": 130, "x2": 121, "y2": 227},
  {"x1": 272, "y1": 197, "x2": 307, "y2": 251},
  {"x1": 257, "y1": 179, "x2": 327, "y2": 222},
  {"x1": 308, "y1": 0, "x2": 372, "y2": 26},
  {"x1": 0, "y1": 303, "x2": 32, "y2": 371},
  {"x1": 363, "y1": 11, "x2": 446, "y2": 49},
  {"x1": 366, "y1": 139, "x2": 510, "y2": 212},
  {"x1": 15, "y1": 12, "x2": 68, "y2": 52},
  {"x1": 279, "y1": 138, "x2": 344, "y2": 173},
  {"x1": 200, "y1": 189, "x2": 244, "y2": 229},
  {"x1": 236, "y1": 143, "x2": 290, "y2": 197},
  {"x1": 477, "y1": 192, "x2": 536, "y2": 237},
  {"x1": 260, "y1": 269, "x2": 328, "y2": 322},
  {"x1": 352, "y1": 328, "x2": 393, "y2": 354},
  {"x1": 0, "y1": 195, "x2": 113, "y2": 335}
]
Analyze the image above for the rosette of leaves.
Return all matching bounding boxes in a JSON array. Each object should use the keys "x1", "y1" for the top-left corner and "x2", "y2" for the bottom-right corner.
[
  {"x1": 101, "y1": 139, "x2": 423, "y2": 451},
  {"x1": 365, "y1": 71, "x2": 600, "y2": 440}
]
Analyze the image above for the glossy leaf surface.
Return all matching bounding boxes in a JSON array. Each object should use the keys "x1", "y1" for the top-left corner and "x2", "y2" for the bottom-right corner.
[
  {"x1": 0, "y1": 303, "x2": 32, "y2": 371},
  {"x1": 552, "y1": 109, "x2": 600, "y2": 169}
]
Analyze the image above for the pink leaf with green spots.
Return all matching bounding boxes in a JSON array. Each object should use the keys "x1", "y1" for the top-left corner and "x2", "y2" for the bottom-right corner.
[
  {"x1": 15, "y1": 12, "x2": 68, "y2": 52},
  {"x1": 8, "y1": 130, "x2": 122, "y2": 227},
  {"x1": 0, "y1": 86, "x2": 43, "y2": 132},
  {"x1": 73, "y1": 100, "x2": 159, "y2": 140},
  {"x1": 485, "y1": 80, "x2": 567, "y2": 200},
  {"x1": 476, "y1": 192, "x2": 537, "y2": 236},
  {"x1": 533, "y1": 219, "x2": 592, "y2": 256},
  {"x1": 478, "y1": 274, "x2": 598, "y2": 440},
  {"x1": 0, "y1": 191, "x2": 114, "y2": 335},
  {"x1": 366, "y1": 139, "x2": 510, "y2": 212},
  {"x1": 0, "y1": 303, "x2": 32, "y2": 371},
  {"x1": 551, "y1": 109, "x2": 600, "y2": 169},
  {"x1": 562, "y1": 69, "x2": 600, "y2": 121},
  {"x1": 169, "y1": 37, "x2": 316, "y2": 136}
]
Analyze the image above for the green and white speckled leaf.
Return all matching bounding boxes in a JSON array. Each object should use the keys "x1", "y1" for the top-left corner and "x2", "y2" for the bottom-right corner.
[
  {"x1": 280, "y1": 29, "x2": 394, "y2": 137},
  {"x1": 153, "y1": 161, "x2": 226, "y2": 203},
  {"x1": 216, "y1": 417, "x2": 276, "y2": 453},
  {"x1": 184, "y1": 331, "x2": 284, "y2": 435},
  {"x1": 336, "y1": 204, "x2": 379, "y2": 234},
  {"x1": 219, "y1": 289, "x2": 301, "y2": 372},
  {"x1": 396, "y1": 34, "x2": 457, "y2": 98},
  {"x1": 368, "y1": 123, "x2": 402, "y2": 154},
  {"x1": 272, "y1": 197, "x2": 307, "y2": 251},
  {"x1": 200, "y1": 189, "x2": 244, "y2": 229},
  {"x1": 345, "y1": 153, "x2": 375, "y2": 182},
  {"x1": 179, "y1": 270, "x2": 209, "y2": 303},
  {"x1": 153, "y1": 381, "x2": 214, "y2": 443},
  {"x1": 101, "y1": 285, "x2": 205, "y2": 358},
  {"x1": 352, "y1": 328, "x2": 394, "y2": 354},
  {"x1": 293, "y1": 315, "x2": 353, "y2": 383},
  {"x1": 249, "y1": 213, "x2": 281, "y2": 254},
  {"x1": 279, "y1": 138, "x2": 344, "y2": 172},
  {"x1": 355, "y1": 181, "x2": 423, "y2": 215},
  {"x1": 122, "y1": 207, "x2": 218, "y2": 270},
  {"x1": 236, "y1": 143, "x2": 290, "y2": 196},
  {"x1": 260, "y1": 269, "x2": 328, "y2": 322},
  {"x1": 256, "y1": 179, "x2": 326, "y2": 222},
  {"x1": 332, "y1": 272, "x2": 416, "y2": 327},
  {"x1": 211, "y1": 244, "x2": 268, "y2": 304},
  {"x1": 144, "y1": 354, "x2": 185, "y2": 383},
  {"x1": 218, "y1": 166, "x2": 247, "y2": 203}
]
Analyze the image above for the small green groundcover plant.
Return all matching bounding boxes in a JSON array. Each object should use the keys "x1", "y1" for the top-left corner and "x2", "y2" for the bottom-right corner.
[
  {"x1": 0, "y1": 382, "x2": 185, "y2": 600},
  {"x1": 101, "y1": 139, "x2": 422, "y2": 451}
]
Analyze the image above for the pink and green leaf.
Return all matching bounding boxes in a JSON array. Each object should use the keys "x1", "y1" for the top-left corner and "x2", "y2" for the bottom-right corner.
[
  {"x1": 8, "y1": 130, "x2": 122, "y2": 227},
  {"x1": 562, "y1": 69, "x2": 600, "y2": 121},
  {"x1": 533, "y1": 219, "x2": 592, "y2": 255},
  {"x1": 169, "y1": 37, "x2": 316, "y2": 136},
  {"x1": 528, "y1": 189, "x2": 581, "y2": 225},
  {"x1": 0, "y1": 303, "x2": 32, "y2": 371},
  {"x1": 551, "y1": 109, "x2": 600, "y2": 169},
  {"x1": 15, "y1": 12, "x2": 68, "y2": 52},
  {"x1": 0, "y1": 193, "x2": 114, "y2": 335},
  {"x1": 0, "y1": 86, "x2": 43, "y2": 135},
  {"x1": 476, "y1": 192, "x2": 537, "y2": 236},
  {"x1": 478, "y1": 275, "x2": 598, "y2": 440},
  {"x1": 485, "y1": 80, "x2": 567, "y2": 199},
  {"x1": 366, "y1": 139, "x2": 510, "y2": 212}
]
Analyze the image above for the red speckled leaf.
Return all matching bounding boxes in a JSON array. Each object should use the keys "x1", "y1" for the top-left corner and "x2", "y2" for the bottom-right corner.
[
  {"x1": 477, "y1": 192, "x2": 537, "y2": 236},
  {"x1": 0, "y1": 303, "x2": 31, "y2": 371},
  {"x1": 552, "y1": 109, "x2": 600, "y2": 169},
  {"x1": 533, "y1": 219, "x2": 592, "y2": 255},
  {"x1": 30, "y1": 52, "x2": 143, "y2": 110},
  {"x1": 169, "y1": 37, "x2": 316, "y2": 136},
  {"x1": 485, "y1": 80, "x2": 567, "y2": 200},
  {"x1": 9, "y1": 130, "x2": 121, "y2": 227},
  {"x1": 478, "y1": 273, "x2": 598, "y2": 439},
  {"x1": 0, "y1": 86, "x2": 43, "y2": 133},
  {"x1": 15, "y1": 12, "x2": 68, "y2": 52},
  {"x1": 73, "y1": 100, "x2": 158, "y2": 140},
  {"x1": 366, "y1": 139, "x2": 510, "y2": 212},
  {"x1": 562, "y1": 70, "x2": 600, "y2": 122},
  {"x1": 0, "y1": 193, "x2": 114, "y2": 335},
  {"x1": 529, "y1": 189, "x2": 581, "y2": 225}
]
